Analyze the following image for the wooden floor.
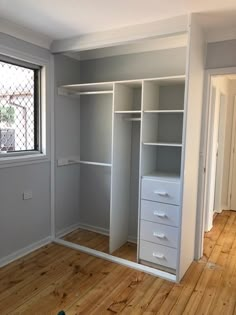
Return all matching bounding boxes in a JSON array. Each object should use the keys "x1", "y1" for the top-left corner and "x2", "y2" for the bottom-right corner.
[
  {"x1": 1, "y1": 210, "x2": 236, "y2": 314},
  {"x1": 63, "y1": 228, "x2": 137, "y2": 262}
]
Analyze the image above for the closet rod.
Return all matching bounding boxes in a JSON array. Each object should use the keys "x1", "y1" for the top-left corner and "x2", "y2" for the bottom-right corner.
[{"x1": 123, "y1": 117, "x2": 141, "y2": 121}]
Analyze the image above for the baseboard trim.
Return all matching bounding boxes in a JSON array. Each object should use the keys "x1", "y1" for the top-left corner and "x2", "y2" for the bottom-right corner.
[
  {"x1": 56, "y1": 222, "x2": 81, "y2": 238},
  {"x1": 56, "y1": 222, "x2": 137, "y2": 244},
  {"x1": 78, "y1": 222, "x2": 109, "y2": 236},
  {"x1": 0, "y1": 236, "x2": 52, "y2": 268}
]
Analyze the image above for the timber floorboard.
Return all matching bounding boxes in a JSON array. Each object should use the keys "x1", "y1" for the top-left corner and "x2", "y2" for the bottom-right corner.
[
  {"x1": 0, "y1": 210, "x2": 235, "y2": 314},
  {"x1": 63, "y1": 228, "x2": 137, "y2": 262}
]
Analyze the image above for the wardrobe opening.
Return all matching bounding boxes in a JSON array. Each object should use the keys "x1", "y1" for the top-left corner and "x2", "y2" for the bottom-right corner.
[{"x1": 199, "y1": 73, "x2": 236, "y2": 258}]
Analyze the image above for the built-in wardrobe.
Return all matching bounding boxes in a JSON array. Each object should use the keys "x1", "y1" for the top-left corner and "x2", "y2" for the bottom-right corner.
[{"x1": 55, "y1": 18, "x2": 205, "y2": 282}]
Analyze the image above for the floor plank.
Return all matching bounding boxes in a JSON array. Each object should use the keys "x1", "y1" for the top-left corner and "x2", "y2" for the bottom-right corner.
[{"x1": 0, "y1": 210, "x2": 235, "y2": 315}]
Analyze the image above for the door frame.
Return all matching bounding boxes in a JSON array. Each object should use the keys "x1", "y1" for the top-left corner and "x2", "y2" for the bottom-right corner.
[
  {"x1": 228, "y1": 96, "x2": 236, "y2": 209},
  {"x1": 196, "y1": 66, "x2": 236, "y2": 260}
]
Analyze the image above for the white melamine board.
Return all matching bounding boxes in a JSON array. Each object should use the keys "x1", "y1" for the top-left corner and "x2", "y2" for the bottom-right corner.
[
  {"x1": 59, "y1": 82, "x2": 113, "y2": 95},
  {"x1": 128, "y1": 123, "x2": 141, "y2": 241},
  {"x1": 110, "y1": 112, "x2": 132, "y2": 253},
  {"x1": 79, "y1": 164, "x2": 111, "y2": 232},
  {"x1": 178, "y1": 15, "x2": 206, "y2": 281},
  {"x1": 80, "y1": 94, "x2": 112, "y2": 163}
]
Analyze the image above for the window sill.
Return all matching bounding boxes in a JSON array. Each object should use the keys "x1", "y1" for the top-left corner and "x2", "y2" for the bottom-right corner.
[{"x1": 0, "y1": 153, "x2": 50, "y2": 168}]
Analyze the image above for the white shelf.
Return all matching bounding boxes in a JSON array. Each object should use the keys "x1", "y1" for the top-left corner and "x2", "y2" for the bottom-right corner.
[
  {"x1": 144, "y1": 110, "x2": 184, "y2": 113},
  {"x1": 142, "y1": 171, "x2": 180, "y2": 182},
  {"x1": 114, "y1": 110, "x2": 141, "y2": 114},
  {"x1": 143, "y1": 142, "x2": 182, "y2": 147},
  {"x1": 79, "y1": 160, "x2": 112, "y2": 167},
  {"x1": 144, "y1": 75, "x2": 185, "y2": 85},
  {"x1": 58, "y1": 82, "x2": 113, "y2": 96}
]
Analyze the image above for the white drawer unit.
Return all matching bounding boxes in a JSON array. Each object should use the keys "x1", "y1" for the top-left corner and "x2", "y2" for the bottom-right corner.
[
  {"x1": 140, "y1": 220, "x2": 179, "y2": 248},
  {"x1": 141, "y1": 178, "x2": 180, "y2": 205},
  {"x1": 141, "y1": 199, "x2": 180, "y2": 227},
  {"x1": 139, "y1": 240, "x2": 177, "y2": 269}
]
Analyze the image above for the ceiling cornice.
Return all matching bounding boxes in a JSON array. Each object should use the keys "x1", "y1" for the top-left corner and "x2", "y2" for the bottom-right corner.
[
  {"x1": 51, "y1": 14, "x2": 188, "y2": 54},
  {"x1": 0, "y1": 17, "x2": 52, "y2": 50}
]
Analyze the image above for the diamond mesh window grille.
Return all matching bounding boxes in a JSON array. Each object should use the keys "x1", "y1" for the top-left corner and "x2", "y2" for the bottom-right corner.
[{"x1": 0, "y1": 59, "x2": 39, "y2": 153}]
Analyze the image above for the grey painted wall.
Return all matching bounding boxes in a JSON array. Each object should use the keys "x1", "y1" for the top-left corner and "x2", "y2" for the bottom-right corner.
[
  {"x1": 54, "y1": 54, "x2": 81, "y2": 234},
  {"x1": 0, "y1": 33, "x2": 51, "y2": 261},
  {"x1": 206, "y1": 40, "x2": 236, "y2": 69},
  {"x1": 80, "y1": 47, "x2": 186, "y2": 83}
]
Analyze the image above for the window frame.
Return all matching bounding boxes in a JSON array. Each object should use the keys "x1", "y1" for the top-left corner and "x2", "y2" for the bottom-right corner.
[
  {"x1": 0, "y1": 55, "x2": 41, "y2": 155},
  {"x1": 0, "y1": 45, "x2": 51, "y2": 168}
]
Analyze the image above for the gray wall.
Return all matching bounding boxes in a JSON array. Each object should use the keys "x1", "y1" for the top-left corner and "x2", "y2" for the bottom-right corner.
[
  {"x1": 80, "y1": 47, "x2": 186, "y2": 83},
  {"x1": 0, "y1": 33, "x2": 51, "y2": 261},
  {"x1": 206, "y1": 39, "x2": 236, "y2": 69},
  {"x1": 54, "y1": 54, "x2": 80, "y2": 234}
]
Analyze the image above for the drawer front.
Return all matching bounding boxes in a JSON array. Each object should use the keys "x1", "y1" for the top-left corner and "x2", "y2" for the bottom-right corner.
[
  {"x1": 139, "y1": 240, "x2": 177, "y2": 269},
  {"x1": 140, "y1": 220, "x2": 179, "y2": 248},
  {"x1": 141, "y1": 178, "x2": 180, "y2": 205},
  {"x1": 141, "y1": 200, "x2": 180, "y2": 227}
]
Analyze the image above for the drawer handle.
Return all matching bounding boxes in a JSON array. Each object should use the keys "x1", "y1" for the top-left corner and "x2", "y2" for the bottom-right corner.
[
  {"x1": 154, "y1": 191, "x2": 169, "y2": 197},
  {"x1": 153, "y1": 232, "x2": 165, "y2": 239},
  {"x1": 152, "y1": 252, "x2": 165, "y2": 259},
  {"x1": 153, "y1": 211, "x2": 167, "y2": 218}
]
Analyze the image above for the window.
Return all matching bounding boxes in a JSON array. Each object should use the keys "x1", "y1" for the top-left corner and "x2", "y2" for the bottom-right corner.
[{"x1": 0, "y1": 56, "x2": 41, "y2": 154}]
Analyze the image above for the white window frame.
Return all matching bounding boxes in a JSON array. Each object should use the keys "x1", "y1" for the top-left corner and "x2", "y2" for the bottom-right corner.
[{"x1": 0, "y1": 45, "x2": 52, "y2": 168}]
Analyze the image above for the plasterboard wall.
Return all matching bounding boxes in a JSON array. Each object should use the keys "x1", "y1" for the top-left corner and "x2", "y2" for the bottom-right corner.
[
  {"x1": 54, "y1": 54, "x2": 80, "y2": 235},
  {"x1": 206, "y1": 40, "x2": 236, "y2": 69},
  {"x1": 0, "y1": 33, "x2": 51, "y2": 263},
  {"x1": 80, "y1": 47, "x2": 186, "y2": 83}
]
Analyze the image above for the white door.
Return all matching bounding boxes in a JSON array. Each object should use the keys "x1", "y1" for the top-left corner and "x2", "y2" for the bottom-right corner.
[{"x1": 230, "y1": 97, "x2": 236, "y2": 210}]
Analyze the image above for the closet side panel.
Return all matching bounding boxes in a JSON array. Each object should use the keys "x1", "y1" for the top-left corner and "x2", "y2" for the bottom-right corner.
[{"x1": 178, "y1": 16, "x2": 206, "y2": 280}]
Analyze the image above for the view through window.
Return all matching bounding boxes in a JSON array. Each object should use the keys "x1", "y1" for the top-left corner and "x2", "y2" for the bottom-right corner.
[{"x1": 0, "y1": 59, "x2": 40, "y2": 153}]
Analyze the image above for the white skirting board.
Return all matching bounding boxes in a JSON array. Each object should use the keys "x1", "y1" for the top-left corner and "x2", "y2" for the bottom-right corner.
[
  {"x1": 0, "y1": 236, "x2": 52, "y2": 268},
  {"x1": 54, "y1": 238, "x2": 176, "y2": 282},
  {"x1": 56, "y1": 222, "x2": 137, "y2": 244}
]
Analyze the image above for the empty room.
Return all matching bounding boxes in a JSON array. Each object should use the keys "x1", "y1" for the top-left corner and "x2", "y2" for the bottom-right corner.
[{"x1": 0, "y1": 1, "x2": 236, "y2": 314}]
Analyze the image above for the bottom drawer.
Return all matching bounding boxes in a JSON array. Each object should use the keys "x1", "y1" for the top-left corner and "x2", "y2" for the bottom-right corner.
[{"x1": 139, "y1": 240, "x2": 177, "y2": 269}]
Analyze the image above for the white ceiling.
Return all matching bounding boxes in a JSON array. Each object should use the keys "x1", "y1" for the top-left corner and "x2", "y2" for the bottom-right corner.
[{"x1": 1, "y1": 0, "x2": 236, "y2": 42}]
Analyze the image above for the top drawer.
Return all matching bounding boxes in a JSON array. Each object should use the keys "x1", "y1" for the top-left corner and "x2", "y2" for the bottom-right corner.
[{"x1": 141, "y1": 178, "x2": 180, "y2": 205}]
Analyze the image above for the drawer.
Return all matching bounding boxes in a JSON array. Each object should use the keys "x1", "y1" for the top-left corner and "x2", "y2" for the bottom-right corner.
[
  {"x1": 140, "y1": 220, "x2": 179, "y2": 248},
  {"x1": 141, "y1": 200, "x2": 180, "y2": 227},
  {"x1": 141, "y1": 178, "x2": 180, "y2": 205},
  {"x1": 139, "y1": 240, "x2": 177, "y2": 269}
]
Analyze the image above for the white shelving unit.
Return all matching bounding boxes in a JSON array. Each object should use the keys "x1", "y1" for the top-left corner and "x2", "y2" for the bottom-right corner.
[{"x1": 56, "y1": 68, "x2": 203, "y2": 282}]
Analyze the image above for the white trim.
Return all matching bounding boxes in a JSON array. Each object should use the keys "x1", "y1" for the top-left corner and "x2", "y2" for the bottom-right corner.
[
  {"x1": 54, "y1": 238, "x2": 176, "y2": 282},
  {"x1": 228, "y1": 96, "x2": 236, "y2": 210},
  {"x1": 0, "y1": 17, "x2": 52, "y2": 49},
  {"x1": 0, "y1": 236, "x2": 52, "y2": 268},
  {"x1": 51, "y1": 15, "x2": 188, "y2": 53},
  {"x1": 77, "y1": 223, "x2": 109, "y2": 236},
  {"x1": 196, "y1": 67, "x2": 236, "y2": 260},
  {"x1": 0, "y1": 155, "x2": 50, "y2": 169},
  {"x1": 0, "y1": 44, "x2": 51, "y2": 168},
  {"x1": 50, "y1": 55, "x2": 55, "y2": 239},
  {"x1": 55, "y1": 222, "x2": 81, "y2": 239}
]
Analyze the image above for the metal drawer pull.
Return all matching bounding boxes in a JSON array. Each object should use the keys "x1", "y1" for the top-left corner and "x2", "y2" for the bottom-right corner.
[
  {"x1": 153, "y1": 232, "x2": 165, "y2": 239},
  {"x1": 154, "y1": 191, "x2": 169, "y2": 197},
  {"x1": 152, "y1": 252, "x2": 165, "y2": 259},
  {"x1": 153, "y1": 211, "x2": 167, "y2": 218}
]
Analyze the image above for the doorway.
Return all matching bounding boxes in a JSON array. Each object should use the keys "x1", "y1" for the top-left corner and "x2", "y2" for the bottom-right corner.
[{"x1": 197, "y1": 70, "x2": 236, "y2": 259}]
